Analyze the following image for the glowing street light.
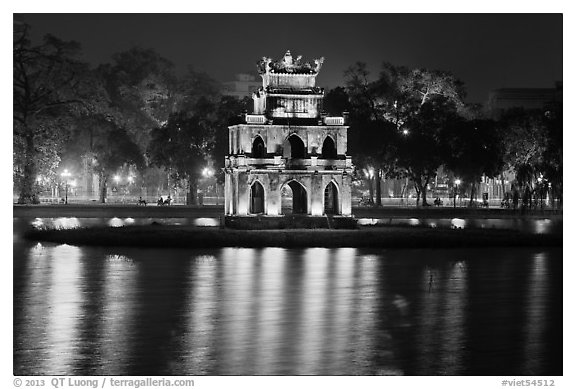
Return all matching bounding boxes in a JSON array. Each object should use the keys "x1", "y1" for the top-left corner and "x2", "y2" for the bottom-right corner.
[
  {"x1": 202, "y1": 167, "x2": 214, "y2": 178},
  {"x1": 453, "y1": 179, "x2": 461, "y2": 208},
  {"x1": 402, "y1": 129, "x2": 409, "y2": 136},
  {"x1": 114, "y1": 175, "x2": 121, "y2": 184},
  {"x1": 60, "y1": 169, "x2": 72, "y2": 205}
]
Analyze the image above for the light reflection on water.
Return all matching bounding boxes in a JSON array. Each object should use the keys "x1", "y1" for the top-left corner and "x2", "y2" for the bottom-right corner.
[
  {"x1": 27, "y1": 217, "x2": 221, "y2": 230},
  {"x1": 13, "y1": 240, "x2": 562, "y2": 376},
  {"x1": 24, "y1": 216, "x2": 561, "y2": 234},
  {"x1": 357, "y1": 217, "x2": 560, "y2": 234}
]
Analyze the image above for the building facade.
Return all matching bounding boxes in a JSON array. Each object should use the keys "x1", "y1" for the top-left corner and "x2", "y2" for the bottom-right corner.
[
  {"x1": 222, "y1": 73, "x2": 262, "y2": 99},
  {"x1": 224, "y1": 51, "x2": 353, "y2": 217},
  {"x1": 487, "y1": 82, "x2": 562, "y2": 118}
]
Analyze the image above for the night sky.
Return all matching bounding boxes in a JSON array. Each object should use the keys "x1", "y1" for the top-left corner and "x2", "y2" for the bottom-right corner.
[{"x1": 16, "y1": 13, "x2": 562, "y2": 103}]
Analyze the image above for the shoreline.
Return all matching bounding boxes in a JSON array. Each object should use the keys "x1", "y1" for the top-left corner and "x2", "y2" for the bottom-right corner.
[
  {"x1": 22, "y1": 225, "x2": 562, "y2": 249},
  {"x1": 13, "y1": 204, "x2": 563, "y2": 219}
]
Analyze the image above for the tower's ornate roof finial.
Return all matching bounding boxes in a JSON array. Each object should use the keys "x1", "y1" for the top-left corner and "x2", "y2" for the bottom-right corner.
[
  {"x1": 256, "y1": 50, "x2": 325, "y2": 75},
  {"x1": 283, "y1": 50, "x2": 293, "y2": 66}
]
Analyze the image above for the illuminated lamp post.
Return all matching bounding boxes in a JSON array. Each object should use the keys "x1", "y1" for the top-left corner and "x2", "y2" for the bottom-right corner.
[
  {"x1": 60, "y1": 170, "x2": 72, "y2": 205},
  {"x1": 537, "y1": 176, "x2": 545, "y2": 209},
  {"x1": 453, "y1": 179, "x2": 461, "y2": 208},
  {"x1": 202, "y1": 167, "x2": 215, "y2": 205},
  {"x1": 366, "y1": 168, "x2": 375, "y2": 205}
]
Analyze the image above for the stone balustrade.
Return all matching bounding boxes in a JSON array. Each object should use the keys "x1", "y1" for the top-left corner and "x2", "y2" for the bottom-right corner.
[
  {"x1": 226, "y1": 155, "x2": 349, "y2": 169},
  {"x1": 323, "y1": 116, "x2": 344, "y2": 125},
  {"x1": 245, "y1": 114, "x2": 267, "y2": 124}
]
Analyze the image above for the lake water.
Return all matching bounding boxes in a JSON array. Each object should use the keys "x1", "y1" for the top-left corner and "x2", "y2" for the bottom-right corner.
[{"x1": 13, "y1": 220, "x2": 562, "y2": 376}]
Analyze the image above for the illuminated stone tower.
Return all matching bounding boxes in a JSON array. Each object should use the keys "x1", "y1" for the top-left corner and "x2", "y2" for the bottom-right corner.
[{"x1": 224, "y1": 50, "x2": 353, "y2": 218}]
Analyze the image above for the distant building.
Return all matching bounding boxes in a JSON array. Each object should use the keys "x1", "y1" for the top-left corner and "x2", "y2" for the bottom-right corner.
[
  {"x1": 487, "y1": 82, "x2": 562, "y2": 117},
  {"x1": 222, "y1": 73, "x2": 262, "y2": 99}
]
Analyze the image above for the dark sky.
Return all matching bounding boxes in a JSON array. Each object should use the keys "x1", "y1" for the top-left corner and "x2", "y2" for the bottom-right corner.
[{"x1": 17, "y1": 13, "x2": 562, "y2": 103}]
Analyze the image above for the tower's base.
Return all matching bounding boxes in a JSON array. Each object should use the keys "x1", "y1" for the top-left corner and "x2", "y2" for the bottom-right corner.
[{"x1": 224, "y1": 215, "x2": 357, "y2": 230}]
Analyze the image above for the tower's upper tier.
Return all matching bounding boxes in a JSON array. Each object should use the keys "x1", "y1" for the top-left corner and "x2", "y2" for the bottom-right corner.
[
  {"x1": 253, "y1": 50, "x2": 327, "y2": 121},
  {"x1": 256, "y1": 50, "x2": 324, "y2": 89}
]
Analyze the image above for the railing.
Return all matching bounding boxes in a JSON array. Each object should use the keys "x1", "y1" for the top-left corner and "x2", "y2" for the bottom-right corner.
[
  {"x1": 323, "y1": 116, "x2": 344, "y2": 125},
  {"x1": 245, "y1": 114, "x2": 267, "y2": 124},
  {"x1": 226, "y1": 155, "x2": 348, "y2": 169}
]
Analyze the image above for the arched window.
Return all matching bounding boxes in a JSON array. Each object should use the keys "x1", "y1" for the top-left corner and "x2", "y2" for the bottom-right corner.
[
  {"x1": 321, "y1": 136, "x2": 337, "y2": 159},
  {"x1": 252, "y1": 136, "x2": 266, "y2": 158},
  {"x1": 324, "y1": 182, "x2": 339, "y2": 215},
  {"x1": 281, "y1": 180, "x2": 307, "y2": 214},
  {"x1": 287, "y1": 134, "x2": 306, "y2": 159},
  {"x1": 250, "y1": 181, "x2": 265, "y2": 214}
]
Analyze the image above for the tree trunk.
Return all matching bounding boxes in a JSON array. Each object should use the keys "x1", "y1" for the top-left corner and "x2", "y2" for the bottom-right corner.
[
  {"x1": 414, "y1": 182, "x2": 421, "y2": 207},
  {"x1": 17, "y1": 133, "x2": 38, "y2": 204},
  {"x1": 187, "y1": 177, "x2": 198, "y2": 205},
  {"x1": 469, "y1": 182, "x2": 476, "y2": 207},
  {"x1": 421, "y1": 177, "x2": 430, "y2": 206},
  {"x1": 367, "y1": 177, "x2": 374, "y2": 204},
  {"x1": 99, "y1": 173, "x2": 108, "y2": 203},
  {"x1": 375, "y1": 168, "x2": 382, "y2": 207}
]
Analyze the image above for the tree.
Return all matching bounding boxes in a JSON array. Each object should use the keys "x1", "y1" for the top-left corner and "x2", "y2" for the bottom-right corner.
[
  {"x1": 391, "y1": 96, "x2": 461, "y2": 206},
  {"x1": 13, "y1": 23, "x2": 92, "y2": 203},
  {"x1": 344, "y1": 63, "x2": 392, "y2": 206},
  {"x1": 443, "y1": 118, "x2": 505, "y2": 206},
  {"x1": 540, "y1": 103, "x2": 562, "y2": 207},
  {"x1": 499, "y1": 108, "x2": 549, "y2": 206},
  {"x1": 345, "y1": 62, "x2": 465, "y2": 206},
  {"x1": 212, "y1": 95, "x2": 251, "y2": 183},
  {"x1": 97, "y1": 47, "x2": 179, "y2": 148},
  {"x1": 148, "y1": 101, "x2": 217, "y2": 205},
  {"x1": 63, "y1": 114, "x2": 144, "y2": 203},
  {"x1": 498, "y1": 106, "x2": 562, "y2": 208},
  {"x1": 324, "y1": 86, "x2": 351, "y2": 116}
]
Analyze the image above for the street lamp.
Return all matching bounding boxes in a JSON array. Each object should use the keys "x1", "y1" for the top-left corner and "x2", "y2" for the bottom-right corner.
[
  {"x1": 537, "y1": 176, "x2": 545, "y2": 209},
  {"x1": 202, "y1": 167, "x2": 215, "y2": 205},
  {"x1": 453, "y1": 179, "x2": 461, "y2": 208},
  {"x1": 60, "y1": 169, "x2": 72, "y2": 205},
  {"x1": 202, "y1": 167, "x2": 214, "y2": 178}
]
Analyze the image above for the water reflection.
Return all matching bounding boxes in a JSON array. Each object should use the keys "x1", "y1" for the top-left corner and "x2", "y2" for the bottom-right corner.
[
  {"x1": 13, "y1": 244, "x2": 562, "y2": 375},
  {"x1": 97, "y1": 253, "x2": 138, "y2": 375},
  {"x1": 524, "y1": 253, "x2": 548, "y2": 374},
  {"x1": 357, "y1": 217, "x2": 560, "y2": 234},
  {"x1": 22, "y1": 216, "x2": 561, "y2": 234}
]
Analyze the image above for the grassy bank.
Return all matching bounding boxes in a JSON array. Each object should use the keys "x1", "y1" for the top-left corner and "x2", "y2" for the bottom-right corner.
[{"x1": 23, "y1": 225, "x2": 562, "y2": 249}]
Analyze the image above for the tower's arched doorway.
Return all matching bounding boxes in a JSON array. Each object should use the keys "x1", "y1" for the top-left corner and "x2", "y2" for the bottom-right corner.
[
  {"x1": 285, "y1": 134, "x2": 306, "y2": 159},
  {"x1": 281, "y1": 180, "x2": 308, "y2": 214},
  {"x1": 250, "y1": 181, "x2": 265, "y2": 214},
  {"x1": 252, "y1": 136, "x2": 266, "y2": 158},
  {"x1": 324, "y1": 181, "x2": 339, "y2": 215},
  {"x1": 321, "y1": 136, "x2": 337, "y2": 159}
]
